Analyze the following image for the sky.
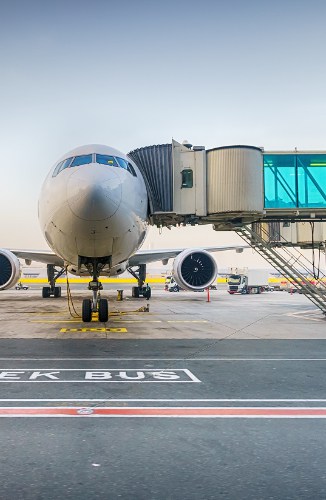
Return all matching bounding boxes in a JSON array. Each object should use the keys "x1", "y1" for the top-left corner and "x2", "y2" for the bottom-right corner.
[{"x1": 0, "y1": 0, "x2": 325, "y2": 269}]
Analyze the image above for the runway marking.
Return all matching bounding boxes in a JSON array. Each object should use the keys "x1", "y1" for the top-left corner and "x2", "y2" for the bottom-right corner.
[
  {"x1": 166, "y1": 320, "x2": 208, "y2": 323},
  {"x1": 0, "y1": 368, "x2": 200, "y2": 383},
  {"x1": 286, "y1": 309, "x2": 325, "y2": 322},
  {"x1": 1, "y1": 406, "x2": 326, "y2": 418},
  {"x1": 0, "y1": 357, "x2": 326, "y2": 362},
  {"x1": 0, "y1": 399, "x2": 325, "y2": 402},
  {"x1": 59, "y1": 328, "x2": 127, "y2": 333},
  {"x1": 30, "y1": 319, "x2": 209, "y2": 324}
]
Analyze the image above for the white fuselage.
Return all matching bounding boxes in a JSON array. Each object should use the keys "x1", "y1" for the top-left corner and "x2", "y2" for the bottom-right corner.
[{"x1": 38, "y1": 144, "x2": 148, "y2": 274}]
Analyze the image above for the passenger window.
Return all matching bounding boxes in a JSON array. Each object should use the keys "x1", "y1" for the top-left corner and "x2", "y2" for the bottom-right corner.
[
  {"x1": 70, "y1": 154, "x2": 93, "y2": 167},
  {"x1": 96, "y1": 154, "x2": 118, "y2": 167}
]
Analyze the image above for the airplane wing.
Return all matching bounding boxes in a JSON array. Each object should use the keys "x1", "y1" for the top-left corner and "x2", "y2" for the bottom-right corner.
[
  {"x1": 9, "y1": 249, "x2": 64, "y2": 267},
  {"x1": 9, "y1": 245, "x2": 248, "y2": 268},
  {"x1": 128, "y1": 245, "x2": 248, "y2": 266}
]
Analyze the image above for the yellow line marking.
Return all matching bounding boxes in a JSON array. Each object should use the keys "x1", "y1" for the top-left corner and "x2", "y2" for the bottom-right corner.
[
  {"x1": 31, "y1": 319, "x2": 161, "y2": 324},
  {"x1": 31, "y1": 320, "x2": 83, "y2": 323},
  {"x1": 60, "y1": 328, "x2": 128, "y2": 333},
  {"x1": 32, "y1": 319, "x2": 209, "y2": 324},
  {"x1": 167, "y1": 320, "x2": 208, "y2": 323}
]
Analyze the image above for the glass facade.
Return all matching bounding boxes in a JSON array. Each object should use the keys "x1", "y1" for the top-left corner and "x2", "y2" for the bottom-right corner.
[{"x1": 264, "y1": 153, "x2": 326, "y2": 208}]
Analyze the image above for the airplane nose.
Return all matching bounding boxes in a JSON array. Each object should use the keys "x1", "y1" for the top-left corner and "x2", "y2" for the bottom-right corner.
[{"x1": 66, "y1": 165, "x2": 122, "y2": 221}]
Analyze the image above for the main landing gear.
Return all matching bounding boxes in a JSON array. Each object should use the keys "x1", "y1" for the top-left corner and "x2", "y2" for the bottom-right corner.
[
  {"x1": 42, "y1": 265, "x2": 65, "y2": 298},
  {"x1": 127, "y1": 264, "x2": 151, "y2": 300}
]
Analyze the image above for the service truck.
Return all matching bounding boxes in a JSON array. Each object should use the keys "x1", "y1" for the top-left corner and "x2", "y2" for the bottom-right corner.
[{"x1": 227, "y1": 270, "x2": 273, "y2": 294}]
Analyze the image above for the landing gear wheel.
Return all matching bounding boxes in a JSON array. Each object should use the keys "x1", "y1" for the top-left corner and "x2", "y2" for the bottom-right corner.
[
  {"x1": 82, "y1": 298, "x2": 92, "y2": 322},
  {"x1": 42, "y1": 287, "x2": 51, "y2": 298},
  {"x1": 98, "y1": 298, "x2": 109, "y2": 323},
  {"x1": 132, "y1": 286, "x2": 140, "y2": 298},
  {"x1": 54, "y1": 286, "x2": 61, "y2": 298}
]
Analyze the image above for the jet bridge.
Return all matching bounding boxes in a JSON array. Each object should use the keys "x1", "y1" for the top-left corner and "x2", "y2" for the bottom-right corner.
[
  {"x1": 129, "y1": 140, "x2": 265, "y2": 227},
  {"x1": 129, "y1": 140, "x2": 326, "y2": 314},
  {"x1": 129, "y1": 140, "x2": 326, "y2": 226}
]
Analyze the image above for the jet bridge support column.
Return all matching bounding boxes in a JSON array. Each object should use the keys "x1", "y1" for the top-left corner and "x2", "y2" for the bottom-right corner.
[{"x1": 127, "y1": 264, "x2": 151, "y2": 299}]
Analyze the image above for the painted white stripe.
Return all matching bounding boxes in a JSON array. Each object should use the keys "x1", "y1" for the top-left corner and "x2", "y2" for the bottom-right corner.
[
  {"x1": 0, "y1": 380, "x2": 198, "y2": 383},
  {"x1": 0, "y1": 358, "x2": 326, "y2": 361},
  {"x1": 0, "y1": 398, "x2": 324, "y2": 402}
]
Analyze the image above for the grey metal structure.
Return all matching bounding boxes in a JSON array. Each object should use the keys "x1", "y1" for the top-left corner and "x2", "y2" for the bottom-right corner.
[
  {"x1": 235, "y1": 224, "x2": 326, "y2": 314},
  {"x1": 128, "y1": 144, "x2": 173, "y2": 214}
]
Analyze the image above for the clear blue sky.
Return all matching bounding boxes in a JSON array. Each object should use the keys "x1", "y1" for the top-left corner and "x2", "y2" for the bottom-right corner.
[{"x1": 1, "y1": 0, "x2": 325, "y2": 258}]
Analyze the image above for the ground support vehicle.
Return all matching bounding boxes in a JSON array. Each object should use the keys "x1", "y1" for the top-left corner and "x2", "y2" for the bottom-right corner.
[
  {"x1": 227, "y1": 270, "x2": 272, "y2": 294},
  {"x1": 15, "y1": 282, "x2": 29, "y2": 290}
]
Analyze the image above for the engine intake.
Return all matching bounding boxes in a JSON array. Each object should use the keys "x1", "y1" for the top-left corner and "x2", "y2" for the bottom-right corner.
[
  {"x1": 0, "y1": 249, "x2": 21, "y2": 290},
  {"x1": 172, "y1": 249, "x2": 217, "y2": 291}
]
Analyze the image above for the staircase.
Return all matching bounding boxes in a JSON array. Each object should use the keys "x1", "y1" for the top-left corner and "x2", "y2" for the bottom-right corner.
[{"x1": 235, "y1": 224, "x2": 326, "y2": 315}]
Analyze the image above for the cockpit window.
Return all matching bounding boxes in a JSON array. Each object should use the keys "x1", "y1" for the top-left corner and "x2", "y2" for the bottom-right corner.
[
  {"x1": 52, "y1": 161, "x2": 64, "y2": 177},
  {"x1": 127, "y1": 162, "x2": 137, "y2": 177},
  {"x1": 70, "y1": 154, "x2": 93, "y2": 167},
  {"x1": 96, "y1": 154, "x2": 119, "y2": 167},
  {"x1": 116, "y1": 157, "x2": 136, "y2": 176},
  {"x1": 52, "y1": 152, "x2": 138, "y2": 177},
  {"x1": 116, "y1": 157, "x2": 128, "y2": 170},
  {"x1": 60, "y1": 157, "x2": 73, "y2": 171},
  {"x1": 52, "y1": 157, "x2": 73, "y2": 177}
]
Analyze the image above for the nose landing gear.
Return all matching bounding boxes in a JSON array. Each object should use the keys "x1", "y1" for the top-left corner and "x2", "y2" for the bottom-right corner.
[{"x1": 82, "y1": 278, "x2": 109, "y2": 323}]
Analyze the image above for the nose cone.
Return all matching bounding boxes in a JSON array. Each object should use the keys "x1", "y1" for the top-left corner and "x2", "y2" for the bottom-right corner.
[{"x1": 66, "y1": 165, "x2": 122, "y2": 221}]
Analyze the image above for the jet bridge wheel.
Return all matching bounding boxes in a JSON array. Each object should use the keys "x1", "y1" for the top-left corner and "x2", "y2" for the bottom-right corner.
[
  {"x1": 98, "y1": 298, "x2": 109, "y2": 323},
  {"x1": 82, "y1": 298, "x2": 92, "y2": 322},
  {"x1": 42, "y1": 287, "x2": 51, "y2": 298}
]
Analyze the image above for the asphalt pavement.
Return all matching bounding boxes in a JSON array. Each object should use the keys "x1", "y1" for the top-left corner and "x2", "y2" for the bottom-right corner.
[{"x1": 0, "y1": 339, "x2": 325, "y2": 499}]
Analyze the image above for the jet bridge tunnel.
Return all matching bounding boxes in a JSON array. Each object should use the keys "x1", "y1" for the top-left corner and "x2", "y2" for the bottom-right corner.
[{"x1": 128, "y1": 140, "x2": 326, "y2": 226}]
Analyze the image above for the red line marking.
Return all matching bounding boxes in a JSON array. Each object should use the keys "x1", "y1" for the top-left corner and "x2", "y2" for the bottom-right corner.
[{"x1": 1, "y1": 407, "x2": 326, "y2": 417}]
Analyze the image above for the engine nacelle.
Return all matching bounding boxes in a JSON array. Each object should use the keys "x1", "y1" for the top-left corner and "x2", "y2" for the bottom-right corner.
[
  {"x1": 172, "y1": 249, "x2": 217, "y2": 291},
  {"x1": 0, "y1": 249, "x2": 21, "y2": 290}
]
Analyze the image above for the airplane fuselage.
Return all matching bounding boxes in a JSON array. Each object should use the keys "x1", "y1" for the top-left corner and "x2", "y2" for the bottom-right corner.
[{"x1": 38, "y1": 145, "x2": 148, "y2": 274}]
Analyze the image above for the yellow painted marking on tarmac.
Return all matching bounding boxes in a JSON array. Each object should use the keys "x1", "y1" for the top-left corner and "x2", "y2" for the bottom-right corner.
[
  {"x1": 31, "y1": 319, "x2": 161, "y2": 324},
  {"x1": 60, "y1": 328, "x2": 127, "y2": 333},
  {"x1": 167, "y1": 320, "x2": 208, "y2": 323},
  {"x1": 31, "y1": 320, "x2": 83, "y2": 323},
  {"x1": 110, "y1": 320, "x2": 162, "y2": 323}
]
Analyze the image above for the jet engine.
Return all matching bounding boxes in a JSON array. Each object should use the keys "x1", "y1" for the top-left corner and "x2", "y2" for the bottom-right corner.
[
  {"x1": 172, "y1": 249, "x2": 217, "y2": 291},
  {"x1": 0, "y1": 249, "x2": 21, "y2": 290}
]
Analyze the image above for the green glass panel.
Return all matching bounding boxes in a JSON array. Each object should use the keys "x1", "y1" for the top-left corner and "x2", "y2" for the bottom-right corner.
[
  {"x1": 181, "y1": 169, "x2": 193, "y2": 188},
  {"x1": 263, "y1": 154, "x2": 297, "y2": 208},
  {"x1": 297, "y1": 154, "x2": 326, "y2": 208}
]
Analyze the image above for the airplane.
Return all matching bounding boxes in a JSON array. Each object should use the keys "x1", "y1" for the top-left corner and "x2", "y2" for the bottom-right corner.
[{"x1": 0, "y1": 144, "x2": 247, "y2": 322}]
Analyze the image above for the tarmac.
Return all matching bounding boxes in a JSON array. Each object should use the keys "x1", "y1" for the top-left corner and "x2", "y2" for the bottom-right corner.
[{"x1": 0, "y1": 285, "x2": 326, "y2": 499}]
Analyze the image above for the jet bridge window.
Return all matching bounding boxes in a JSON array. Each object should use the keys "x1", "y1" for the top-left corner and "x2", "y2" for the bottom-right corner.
[{"x1": 70, "y1": 154, "x2": 93, "y2": 167}]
